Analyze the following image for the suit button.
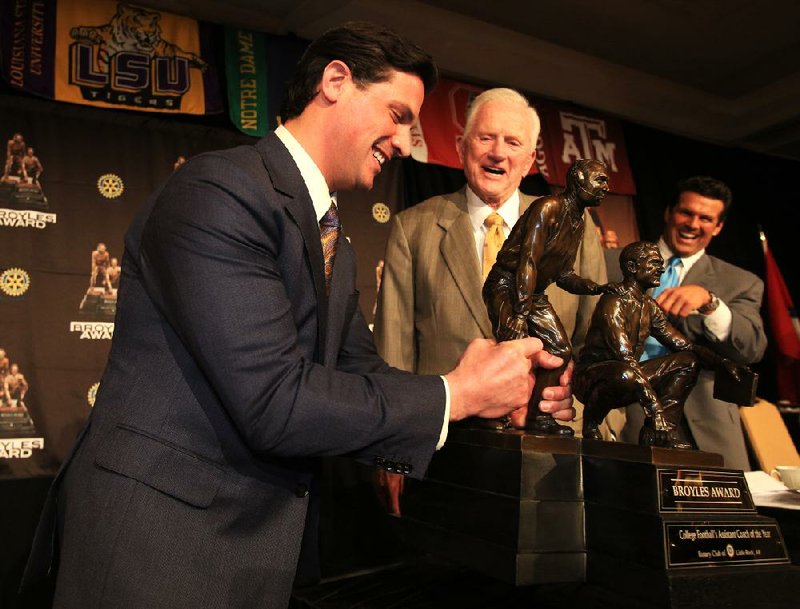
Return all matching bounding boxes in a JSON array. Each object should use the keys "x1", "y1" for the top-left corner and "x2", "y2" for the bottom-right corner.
[{"x1": 294, "y1": 483, "x2": 309, "y2": 498}]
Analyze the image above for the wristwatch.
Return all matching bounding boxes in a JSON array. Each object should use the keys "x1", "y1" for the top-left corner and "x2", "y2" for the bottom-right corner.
[{"x1": 698, "y1": 291, "x2": 720, "y2": 314}]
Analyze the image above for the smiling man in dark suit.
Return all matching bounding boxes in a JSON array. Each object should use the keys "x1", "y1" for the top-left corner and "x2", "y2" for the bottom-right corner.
[{"x1": 24, "y1": 23, "x2": 573, "y2": 609}]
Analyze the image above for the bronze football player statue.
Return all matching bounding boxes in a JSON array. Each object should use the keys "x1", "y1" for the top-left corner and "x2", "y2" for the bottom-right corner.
[
  {"x1": 574, "y1": 241, "x2": 748, "y2": 448},
  {"x1": 483, "y1": 159, "x2": 618, "y2": 436}
]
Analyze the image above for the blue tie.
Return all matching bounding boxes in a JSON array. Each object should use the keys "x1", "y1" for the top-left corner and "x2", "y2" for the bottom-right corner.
[{"x1": 641, "y1": 255, "x2": 681, "y2": 361}]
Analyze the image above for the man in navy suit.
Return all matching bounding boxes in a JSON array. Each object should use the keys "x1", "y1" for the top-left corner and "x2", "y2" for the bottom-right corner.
[{"x1": 24, "y1": 23, "x2": 573, "y2": 609}]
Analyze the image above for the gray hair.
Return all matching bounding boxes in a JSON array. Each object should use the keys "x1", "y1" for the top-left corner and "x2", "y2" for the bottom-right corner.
[{"x1": 463, "y1": 88, "x2": 540, "y2": 153}]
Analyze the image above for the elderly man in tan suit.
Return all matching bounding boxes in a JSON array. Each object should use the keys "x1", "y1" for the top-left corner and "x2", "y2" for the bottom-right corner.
[
  {"x1": 374, "y1": 88, "x2": 607, "y2": 426},
  {"x1": 372, "y1": 88, "x2": 608, "y2": 513}
]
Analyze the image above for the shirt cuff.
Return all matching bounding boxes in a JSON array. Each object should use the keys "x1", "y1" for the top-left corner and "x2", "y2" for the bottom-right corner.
[
  {"x1": 437, "y1": 375, "x2": 451, "y2": 450},
  {"x1": 701, "y1": 299, "x2": 732, "y2": 342}
]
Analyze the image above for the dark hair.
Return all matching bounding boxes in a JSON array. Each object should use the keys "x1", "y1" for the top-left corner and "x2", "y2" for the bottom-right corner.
[
  {"x1": 673, "y1": 176, "x2": 732, "y2": 221},
  {"x1": 280, "y1": 21, "x2": 438, "y2": 121},
  {"x1": 619, "y1": 241, "x2": 660, "y2": 275}
]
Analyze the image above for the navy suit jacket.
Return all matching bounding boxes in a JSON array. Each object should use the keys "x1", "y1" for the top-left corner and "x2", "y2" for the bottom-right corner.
[{"x1": 25, "y1": 133, "x2": 445, "y2": 608}]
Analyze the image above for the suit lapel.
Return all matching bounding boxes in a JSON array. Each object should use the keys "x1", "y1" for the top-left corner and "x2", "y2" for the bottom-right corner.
[
  {"x1": 438, "y1": 190, "x2": 492, "y2": 337},
  {"x1": 682, "y1": 253, "x2": 713, "y2": 288},
  {"x1": 254, "y1": 134, "x2": 327, "y2": 358}
]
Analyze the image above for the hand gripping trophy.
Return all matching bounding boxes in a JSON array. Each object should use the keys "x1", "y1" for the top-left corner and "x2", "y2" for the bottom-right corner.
[
  {"x1": 483, "y1": 159, "x2": 620, "y2": 436},
  {"x1": 574, "y1": 241, "x2": 750, "y2": 448}
]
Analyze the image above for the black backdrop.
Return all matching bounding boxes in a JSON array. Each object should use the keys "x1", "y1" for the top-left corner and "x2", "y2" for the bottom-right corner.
[{"x1": 3, "y1": 82, "x2": 800, "y2": 607}]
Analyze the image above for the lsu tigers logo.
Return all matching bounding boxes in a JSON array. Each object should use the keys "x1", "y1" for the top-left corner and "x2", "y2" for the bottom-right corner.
[{"x1": 69, "y1": 2, "x2": 208, "y2": 109}]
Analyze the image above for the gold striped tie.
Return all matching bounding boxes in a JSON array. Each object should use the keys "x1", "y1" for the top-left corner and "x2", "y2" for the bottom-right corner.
[
  {"x1": 320, "y1": 201, "x2": 341, "y2": 292},
  {"x1": 483, "y1": 211, "x2": 505, "y2": 281}
]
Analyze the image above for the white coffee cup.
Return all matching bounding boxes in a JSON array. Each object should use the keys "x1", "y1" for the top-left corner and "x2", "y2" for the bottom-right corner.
[{"x1": 771, "y1": 465, "x2": 800, "y2": 490}]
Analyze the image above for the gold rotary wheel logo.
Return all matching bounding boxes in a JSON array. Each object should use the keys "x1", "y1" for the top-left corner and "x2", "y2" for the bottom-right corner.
[
  {"x1": 0, "y1": 267, "x2": 30, "y2": 296},
  {"x1": 87, "y1": 382, "x2": 100, "y2": 407},
  {"x1": 97, "y1": 173, "x2": 124, "y2": 199},
  {"x1": 372, "y1": 202, "x2": 391, "y2": 224}
]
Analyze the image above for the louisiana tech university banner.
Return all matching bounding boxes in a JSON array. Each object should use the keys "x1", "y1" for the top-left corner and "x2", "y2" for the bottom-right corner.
[
  {"x1": 412, "y1": 77, "x2": 636, "y2": 195},
  {"x1": 1, "y1": 0, "x2": 222, "y2": 114}
]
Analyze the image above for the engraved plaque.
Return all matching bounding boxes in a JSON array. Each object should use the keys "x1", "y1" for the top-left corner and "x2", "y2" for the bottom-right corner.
[
  {"x1": 664, "y1": 521, "x2": 789, "y2": 568},
  {"x1": 657, "y1": 469, "x2": 755, "y2": 513}
]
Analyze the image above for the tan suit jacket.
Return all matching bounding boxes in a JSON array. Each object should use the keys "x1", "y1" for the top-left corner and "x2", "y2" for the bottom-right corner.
[{"x1": 374, "y1": 187, "x2": 607, "y2": 379}]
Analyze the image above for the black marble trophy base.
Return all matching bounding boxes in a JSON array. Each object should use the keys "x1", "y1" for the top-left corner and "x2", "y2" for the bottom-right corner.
[
  {"x1": 582, "y1": 439, "x2": 798, "y2": 608},
  {"x1": 398, "y1": 426, "x2": 585, "y2": 585}
]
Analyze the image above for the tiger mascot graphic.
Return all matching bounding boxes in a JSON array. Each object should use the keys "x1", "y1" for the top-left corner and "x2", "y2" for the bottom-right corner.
[{"x1": 70, "y1": 2, "x2": 207, "y2": 73}]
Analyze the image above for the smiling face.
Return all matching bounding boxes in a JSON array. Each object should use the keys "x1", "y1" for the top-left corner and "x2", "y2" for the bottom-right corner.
[
  {"x1": 663, "y1": 191, "x2": 724, "y2": 257},
  {"x1": 457, "y1": 99, "x2": 535, "y2": 207},
  {"x1": 329, "y1": 69, "x2": 424, "y2": 192}
]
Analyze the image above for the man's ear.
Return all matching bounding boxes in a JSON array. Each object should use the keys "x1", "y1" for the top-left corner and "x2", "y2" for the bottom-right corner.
[
  {"x1": 712, "y1": 220, "x2": 724, "y2": 237},
  {"x1": 456, "y1": 135, "x2": 465, "y2": 165},
  {"x1": 319, "y1": 60, "x2": 351, "y2": 104},
  {"x1": 521, "y1": 149, "x2": 535, "y2": 176}
]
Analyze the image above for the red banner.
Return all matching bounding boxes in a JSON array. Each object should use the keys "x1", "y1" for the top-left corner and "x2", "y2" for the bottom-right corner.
[
  {"x1": 764, "y1": 241, "x2": 800, "y2": 403},
  {"x1": 412, "y1": 78, "x2": 636, "y2": 195}
]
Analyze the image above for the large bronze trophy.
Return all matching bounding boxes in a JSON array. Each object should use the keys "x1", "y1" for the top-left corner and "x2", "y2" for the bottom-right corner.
[
  {"x1": 398, "y1": 162, "x2": 795, "y2": 606},
  {"x1": 483, "y1": 159, "x2": 616, "y2": 435}
]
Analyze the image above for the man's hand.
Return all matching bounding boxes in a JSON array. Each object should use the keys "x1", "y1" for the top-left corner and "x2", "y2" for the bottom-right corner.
[
  {"x1": 655, "y1": 285, "x2": 712, "y2": 317},
  {"x1": 372, "y1": 469, "x2": 404, "y2": 516},
  {"x1": 446, "y1": 337, "x2": 563, "y2": 422},
  {"x1": 509, "y1": 360, "x2": 575, "y2": 428}
]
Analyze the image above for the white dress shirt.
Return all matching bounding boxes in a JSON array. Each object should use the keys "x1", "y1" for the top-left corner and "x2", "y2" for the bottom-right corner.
[{"x1": 466, "y1": 186, "x2": 521, "y2": 265}]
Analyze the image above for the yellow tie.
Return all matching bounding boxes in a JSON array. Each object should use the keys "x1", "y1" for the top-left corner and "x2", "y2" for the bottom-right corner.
[{"x1": 483, "y1": 211, "x2": 505, "y2": 280}]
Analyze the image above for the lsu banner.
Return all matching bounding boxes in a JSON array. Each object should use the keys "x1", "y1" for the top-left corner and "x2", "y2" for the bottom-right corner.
[
  {"x1": 412, "y1": 78, "x2": 636, "y2": 195},
  {"x1": 1, "y1": 0, "x2": 222, "y2": 114}
]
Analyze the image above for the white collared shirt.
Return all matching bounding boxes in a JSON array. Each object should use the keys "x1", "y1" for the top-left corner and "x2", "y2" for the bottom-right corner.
[
  {"x1": 275, "y1": 126, "x2": 450, "y2": 448},
  {"x1": 275, "y1": 125, "x2": 335, "y2": 221},
  {"x1": 466, "y1": 187, "x2": 521, "y2": 265},
  {"x1": 656, "y1": 237, "x2": 732, "y2": 341}
]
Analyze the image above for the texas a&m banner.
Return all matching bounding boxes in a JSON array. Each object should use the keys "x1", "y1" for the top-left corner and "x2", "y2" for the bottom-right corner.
[
  {"x1": 412, "y1": 78, "x2": 636, "y2": 195},
  {"x1": 1, "y1": 0, "x2": 221, "y2": 114}
]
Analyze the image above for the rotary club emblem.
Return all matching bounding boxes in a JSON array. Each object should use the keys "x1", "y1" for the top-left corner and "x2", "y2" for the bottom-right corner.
[
  {"x1": 87, "y1": 382, "x2": 100, "y2": 407},
  {"x1": 372, "y1": 202, "x2": 391, "y2": 224},
  {"x1": 0, "y1": 267, "x2": 30, "y2": 296},
  {"x1": 97, "y1": 173, "x2": 124, "y2": 199}
]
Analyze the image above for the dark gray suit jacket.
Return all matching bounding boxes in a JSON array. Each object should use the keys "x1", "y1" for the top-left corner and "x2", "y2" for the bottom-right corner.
[
  {"x1": 25, "y1": 133, "x2": 445, "y2": 608},
  {"x1": 609, "y1": 250, "x2": 766, "y2": 470}
]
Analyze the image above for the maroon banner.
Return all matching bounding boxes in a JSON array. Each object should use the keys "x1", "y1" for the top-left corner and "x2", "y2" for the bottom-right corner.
[
  {"x1": 763, "y1": 240, "x2": 800, "y2": 403},
  {"x1": 412, "y1": 77, "x2": 636, "y2": 195}
]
